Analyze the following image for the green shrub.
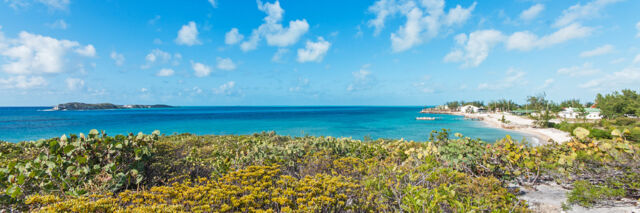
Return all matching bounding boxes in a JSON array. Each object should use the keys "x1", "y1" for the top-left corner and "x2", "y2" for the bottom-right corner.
[{"x1": 567, "y1": 180, "x2": 625, "y2": 207}]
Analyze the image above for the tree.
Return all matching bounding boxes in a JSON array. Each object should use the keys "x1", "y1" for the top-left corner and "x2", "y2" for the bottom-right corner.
[{"x1": 596, "y1": 89, "x2": 640, "y2": 118}]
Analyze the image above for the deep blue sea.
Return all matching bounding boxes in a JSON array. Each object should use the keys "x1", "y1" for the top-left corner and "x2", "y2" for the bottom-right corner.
[{"x1": 0, "y1": 106, "x2": 535, "y2": 143}]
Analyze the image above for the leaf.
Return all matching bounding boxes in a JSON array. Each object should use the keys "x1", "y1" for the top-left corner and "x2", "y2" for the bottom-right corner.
[
  {"x1": 63, "y1": 144, "x2": 75, "y2": 155},
  {"x1": 7, "y1": 185, "x2": 22, "y2": 198},
  {"x1": 573, "y1": 127, "x2": 590, "y2": 140}
]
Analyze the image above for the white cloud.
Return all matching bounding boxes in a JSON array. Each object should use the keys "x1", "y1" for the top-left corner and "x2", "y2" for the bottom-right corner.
[
  {"x1": 238, "y1": 1, "x2": 309, "y2": 51},
  {"x1": 579, "y1": 44, "x2": 614, "y2": 57},
  {"x1": 557, "y1": 62, "x2": 600, "y2": 77},
  {"x1": 65, "y1": 77, "x2": 84, "y2": 90},
  {"x1": 581, "y1": 67, "x2": 640, "y2": 89},
  {"x1": 142, "y1": 49, "x2": 180, "y2": 69},
  {"x1": 36, "y1": 0, "x2": 69, "y2": 10},
  {"x1": 214, "y1": 81, "x2": 240, "y2": 96},
  {"x1": 191, "y1": 61, "x2": 211, "y2": 77},
  {"x1": 444, "y1": 30, "x2": 504, "y2": 67},
  {"x1": 634, "y1": 54, "x2": 640, "y2": 64},
  {"x1": 0, "y1": 31, "x2": 93, "y2": 74},
  {"x1": 0, "y1": 75, "x2": 46, "y2": 89},
  {"x1": 297, "y1": 37, "x2": 330, "y2": 63},
  {"x1": 47, "y1": 19, "x2": 68, "y2": 29},
  {"x1": 272, "y1": 48, "x2": 289, "y2": 62},
  {"x1": 225, "y1": 28, "x2": 244, "y2": 45},
  {"x1": 520, "y1": 4, "x2": 544, "y2": 21},
  {"x1": 156, "y1": 68, "x2": 175, "y2": 77},
  {"x1": 110, "y1": 51, "x2": 125, "y2": 66},
  {"x1": 175, "y1": 21, "x2": 201, "y2": 46},
  {"x1": 507, "y1": 23, "x2": 593, "y2": 51},
  {"x1": 216, "y1": 57, "x2": 236, "y2": 70},
  {"x1": 444, "y1": 2, "x2": 477, "y2": 26},
  {"x1": 75, "y1": 44, "x2": 96, "y2": 57},
  {"x1": 208, "y1": 0, "x2": 217, "y2": 8},
  {"x1": 368, "y1": 0, "x2": 477, "y2": 52},
  {"x1": 554, "y1": 0, "x2": 622, "y2": 27},
  {"x1": 477, "y1": 69, "x2": 526, "y2": 90},
  {"x1": 347, "y1": 64, "x2": 375, "y2": 92},
  {"x1": 636, "y1": 21, "x2": 640, "y2": 38},
  {"x1": 140, "y1": 88, "x2": 148, "y2": 93},
  {"x1": 540, "y1": 78, "x2": 555, "y2": 90},
  {"x1": 289, "y1": 77, "x2": 310, "y2": 92}
]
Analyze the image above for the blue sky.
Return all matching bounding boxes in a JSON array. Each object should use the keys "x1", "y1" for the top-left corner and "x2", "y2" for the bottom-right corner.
[{"x1": 0, "y1": 0, "x2": 639, "y2": 106}]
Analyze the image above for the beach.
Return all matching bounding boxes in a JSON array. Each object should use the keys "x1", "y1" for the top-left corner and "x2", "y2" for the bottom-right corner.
[{"x1": 447, "y1": 111, "x2": 572, "y2": 145}]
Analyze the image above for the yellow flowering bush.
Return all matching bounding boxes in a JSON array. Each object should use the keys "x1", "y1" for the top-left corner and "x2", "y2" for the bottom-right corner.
[{"x1": 3, "y1": 129, "x2": 639, "y2": 211}]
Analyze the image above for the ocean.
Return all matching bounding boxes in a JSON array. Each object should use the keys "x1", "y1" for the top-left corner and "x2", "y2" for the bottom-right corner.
[{"x1": 0, "y1": 106, "x2": 535, "y2": 143}]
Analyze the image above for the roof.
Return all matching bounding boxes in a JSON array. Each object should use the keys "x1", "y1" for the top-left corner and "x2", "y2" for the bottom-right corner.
[{"x1": 511, "y1": 109, "x2": 535, "y2": 113}]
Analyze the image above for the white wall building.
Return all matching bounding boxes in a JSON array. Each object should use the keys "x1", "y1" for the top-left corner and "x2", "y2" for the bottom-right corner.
[
  {"x1": 460, "y1": 105, "x2": 483, "y2": 113},
  {"x1": 558, "y1": 107, "x2": 603, "y2": 120}
]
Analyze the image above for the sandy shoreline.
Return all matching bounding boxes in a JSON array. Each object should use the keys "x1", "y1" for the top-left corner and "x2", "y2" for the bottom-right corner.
[{"x1": 440, "y1": 111, "x2": 571, "y2": 145}]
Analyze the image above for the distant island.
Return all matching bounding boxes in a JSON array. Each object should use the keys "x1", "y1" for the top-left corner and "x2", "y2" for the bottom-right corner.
[{"x1": 50, "y1": 102, "x2": 174, "y2": 111}]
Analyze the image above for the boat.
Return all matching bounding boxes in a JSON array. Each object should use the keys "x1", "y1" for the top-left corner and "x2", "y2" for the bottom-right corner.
[{"x1": 416, "y1": 117, "x2": 437, "y2": 120}]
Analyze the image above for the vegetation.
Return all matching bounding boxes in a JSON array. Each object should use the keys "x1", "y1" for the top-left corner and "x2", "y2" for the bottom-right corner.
[
  {"x1": 596, "y1": 89, "x2": 640, "y2": 118},
  {"x1": 2, "y1": 128, "x2": 639, "y2": 212}
]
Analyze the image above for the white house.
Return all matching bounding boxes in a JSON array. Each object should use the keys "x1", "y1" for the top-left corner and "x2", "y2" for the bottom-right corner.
[
  {"x1": 460, "y1": 105, "x2": 483, "y2": 113},
  {"x1": 558, "y1": 107, "x2": 603, "y2": 120}
]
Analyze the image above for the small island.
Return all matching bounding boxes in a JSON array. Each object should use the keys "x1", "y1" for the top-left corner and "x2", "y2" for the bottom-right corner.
[{"x1": 50, "y1": 102, "x2": 174, "y2": 111}]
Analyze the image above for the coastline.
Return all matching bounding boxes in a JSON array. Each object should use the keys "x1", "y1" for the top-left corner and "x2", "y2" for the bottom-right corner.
[{"x1": 431, "y1": 111, "x2": 571, "y2": 145}]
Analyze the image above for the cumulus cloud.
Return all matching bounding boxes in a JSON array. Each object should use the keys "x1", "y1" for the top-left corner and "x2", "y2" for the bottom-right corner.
[
  {"x1": 0, "y1": 31, "x2": 94, "y2": 75},
  {"x1": 580, "y1": 44, "x2": 614, "y2": 57},
  {"x1": 557, "y1": 62, "x2": 600, "y2": 77},
  {"x1": 347, "y1": 64, "x2": 376, "y2": 92},
  {"x1": 213, "y1": 81, "x2": 240, "y2": 96},
  {"x1": 444, "y1": 30, "x2": 504, "y2": 67},
  {"x1": 554, "y1": 0, "x2": 622, "y2": 27},
  {"x1": 175, "y1": 21, "x2": 201, "y2": 46},
  {"x1": 216, "y1": 57, "x2": 236, "y2": 71},
  {"x1": 636, "y1": 21, "x2": 640, "y2": 38},
  {"x1": 6, "y1": 0, "x2": 70, "y2": 10},
  {"x1": 156, "y1": 68, "x2": 175, "y2": 77},
  {"x1": 289, "y1": 77, "x2": 310, "y2": 92},
  {"x1": 208, "y1": 0, "x2": 217, "y2": 8},
  {"x1": 191, "y1": 61, "x2": 211, "y2": 77},
  {"x1": 477, "y1": 69, "x2": 526, "y2": 90},
  {"x1": 141, "y1": 49, "x2": 180, "y2": 69},
  {"x1": 507, "y1": 23, "x2": 593, "y2": 51},
  {"x1": 520, "y1": 4, "x2": 544, "y2": 21},
  {"x1": 447, "y1": 23, "x2": 593, "y2": 67},
  {"x1": 633, "y1": 54, "x2": 640, "y2": 64},
  {"x1": 0, "y1": 75, "x2": 46, "y2": 89},
  {"x1": 540, "y1": 78, "x2": 555, "y2": 90},
  {"x1": 237, "y1": 0, "x2": 309, "y2": 51},
  {"x1": 297, "y1": 37, "x2": 330, "y2": 63},
  {"x1": 225, "y1": 28, "x2": 244, "y2": 45},
  {"x1": 75, "y1": 44, "x2": 96, "y2": 57},
  {"x1": 110, "y1": 51, "x2": 125, "y2": 66},
  {"x1": 65, "y1": 77, "x2": 84, "y2": 90},
  {"x1": 272, "y1": 48, "x2": 289, "y2": 62},
  {"x1": 47, "y1": 19, "x2": 68, "y2": 29},
  {"x1": 581, "y1": 67, "x2": 640, "y2": 89},
  {"x1": 368, "y1": 0, "x2": 477, "y2": 52}
]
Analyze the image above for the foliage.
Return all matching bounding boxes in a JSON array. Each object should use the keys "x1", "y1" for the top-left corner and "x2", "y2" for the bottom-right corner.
[
  {"x1": 0, "y1": 130, "x2": 158, "y2": 209},
  {"x1": 567, "y1": 180, "x2": 625, "y2": 208},
  {"x1": 2, "y1": 129, "x2": 640, "y2": 212},
  {"x1": 596, "y1": 89, "x2": 640, "y2": 118}
]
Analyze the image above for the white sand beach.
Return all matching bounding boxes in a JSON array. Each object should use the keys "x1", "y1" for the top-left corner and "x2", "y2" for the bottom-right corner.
[{"x1": 460, "y1": 112, "x2": 572, "y2": 145}]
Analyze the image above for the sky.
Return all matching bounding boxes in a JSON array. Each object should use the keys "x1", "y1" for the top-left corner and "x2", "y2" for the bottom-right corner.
[{"x1": 0, "y1": 0, "x2": 639, "y2": 106}]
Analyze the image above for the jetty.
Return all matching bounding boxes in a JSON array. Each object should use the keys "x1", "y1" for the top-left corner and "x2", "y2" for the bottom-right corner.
[{"x1": 416, "y1": 117, "x2": 439, "y2": 120}]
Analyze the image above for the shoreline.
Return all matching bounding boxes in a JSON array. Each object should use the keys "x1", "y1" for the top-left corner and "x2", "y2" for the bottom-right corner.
[{"x1": 430, "y1": 111, "x2": 571, "y2": 145}]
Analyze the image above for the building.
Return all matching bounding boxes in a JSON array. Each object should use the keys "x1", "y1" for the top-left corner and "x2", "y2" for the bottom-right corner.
[
  {"x1": 558, "y1": 107, "x2": 603, "y2": 120},
  {"x1": 460, "y1": 105, "x2": 484, "y2": 113}
]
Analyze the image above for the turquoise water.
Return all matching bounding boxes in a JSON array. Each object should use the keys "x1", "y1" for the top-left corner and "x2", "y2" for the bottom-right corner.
[{"x1": 0, "y1": 106, "x2": 534, "y2": 143}]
